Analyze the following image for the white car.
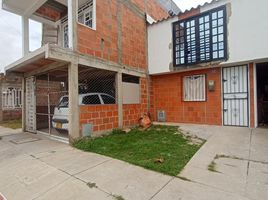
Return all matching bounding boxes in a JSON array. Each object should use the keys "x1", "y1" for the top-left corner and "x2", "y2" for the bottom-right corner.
[{"x1": 52, "y1": 93, "x2": 115, "y2": 131}]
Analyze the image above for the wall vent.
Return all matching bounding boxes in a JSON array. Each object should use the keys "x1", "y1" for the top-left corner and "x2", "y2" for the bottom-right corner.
[{"x1": 157, "y1": 110, "x2": 166, "y2": 122}]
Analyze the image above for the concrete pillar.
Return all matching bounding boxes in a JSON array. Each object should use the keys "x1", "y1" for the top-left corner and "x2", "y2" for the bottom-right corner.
[
  {"x1": 68, "y1": 62, "x2": 80, "y2": 142},
  {"x1": 21, "y1": 77, "x2": 26, "y2": 132},
  {"x1": 68, "y1": 0, "x2": 78, "y2": 51},
  {"x1": 22, "y1": 16, "x2": 29, "y2": 56},
  {"x1": 116, "y1": 72, "x2": 123, "y2": 128}
]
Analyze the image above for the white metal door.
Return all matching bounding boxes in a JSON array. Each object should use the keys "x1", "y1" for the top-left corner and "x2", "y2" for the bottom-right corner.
[
  {"x1": 222, "y1": 66, "x2": 249, "y2": 127},
  {"x1": 25, "y1": 77, "x2": 36, "y2": 132}
]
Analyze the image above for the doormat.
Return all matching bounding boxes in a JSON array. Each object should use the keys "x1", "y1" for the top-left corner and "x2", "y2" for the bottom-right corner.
[{"x1": 10, "y1": 137, "x2": 40, "y2": 144}]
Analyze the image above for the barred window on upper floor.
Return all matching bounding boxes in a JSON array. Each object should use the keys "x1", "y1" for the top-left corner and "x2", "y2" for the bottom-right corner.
[{"x1": 173, "y1": 6, "x2": 227, "y2": 66}]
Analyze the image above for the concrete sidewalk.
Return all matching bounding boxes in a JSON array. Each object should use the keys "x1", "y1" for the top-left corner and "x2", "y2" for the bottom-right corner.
[{"x1": 0, "y1": 125, "x2": 267, "y2": 200}]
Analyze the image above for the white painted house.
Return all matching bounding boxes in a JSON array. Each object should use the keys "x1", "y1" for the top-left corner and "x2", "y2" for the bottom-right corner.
[{"x1": 148, "y1": 0, "x2": 268, "y2": 128}]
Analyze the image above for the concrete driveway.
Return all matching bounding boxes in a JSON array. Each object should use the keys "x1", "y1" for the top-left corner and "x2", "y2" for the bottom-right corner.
[{"x1": 0, "y1": 125, "x2": 267, "y2": 200}]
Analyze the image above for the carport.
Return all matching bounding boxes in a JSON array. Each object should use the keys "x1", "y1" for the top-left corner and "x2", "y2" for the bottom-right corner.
[{"x1": 5, "y1": 44, "x2": 145, "y2": 143}]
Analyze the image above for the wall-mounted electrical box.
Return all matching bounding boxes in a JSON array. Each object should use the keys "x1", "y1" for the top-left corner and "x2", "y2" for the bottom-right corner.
[{"x1": 208, "y1": 80, "x2": 215, "y2": 91}]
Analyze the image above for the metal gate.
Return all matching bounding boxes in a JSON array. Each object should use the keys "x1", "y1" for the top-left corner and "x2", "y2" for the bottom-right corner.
[
  {"x1": 222, "y1": 66, "x2": 249, "y2": 127},
  {"x1": 25, "y1": 77, "x2": 36, "y2": 132}
]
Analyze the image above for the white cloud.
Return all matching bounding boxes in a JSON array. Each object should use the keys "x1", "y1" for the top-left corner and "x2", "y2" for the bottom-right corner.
[
  {"x1": 174, "y1": 0, "x2": 212, "y2": 11},
  {"x1": 0, "y1": 0, "x2": 41, "y2": 73}
]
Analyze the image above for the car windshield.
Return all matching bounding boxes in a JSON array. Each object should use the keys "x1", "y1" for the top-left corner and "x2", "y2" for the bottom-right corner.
[{"x1": 58, "y1": 96, "x2": 69, "y2": 108}]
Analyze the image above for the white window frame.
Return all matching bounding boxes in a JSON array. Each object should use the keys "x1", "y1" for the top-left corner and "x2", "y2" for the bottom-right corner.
[
  {"x1": 77, "y1": 0, "x2": 96, "y2": 30},
  {"x1": 2, "y1": 88, "x2": 22, "y2": 110},
  {"x1": 183, "y1": 74, "x2": 206, "y2": 102},
  {"x1": 60, "y1": 0, "x2": 96, "y2": 48}
]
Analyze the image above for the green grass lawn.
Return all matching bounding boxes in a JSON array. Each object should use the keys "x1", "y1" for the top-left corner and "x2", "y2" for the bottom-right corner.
[
  {"x1": 0, "y1": 119, "x2": 22, "y2": 129},
  {"x1": 74, "y1": 125, "x2": 204, "y2": 176}
]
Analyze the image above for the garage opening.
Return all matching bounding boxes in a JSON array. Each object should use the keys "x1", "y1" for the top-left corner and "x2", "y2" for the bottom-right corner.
[
  {"x1": 78, "y1": 66, "x2": 118, "y2": 136},
  {"x1": 256, "y1": 63, "x2": 268, "y2": 127},
  {"x1": 35, "y1": 67, "x2": 69, "y2": 140}
]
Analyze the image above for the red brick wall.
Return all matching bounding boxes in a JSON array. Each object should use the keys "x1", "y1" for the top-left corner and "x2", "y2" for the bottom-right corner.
[
  {"x1": 123, "y1": 78, "x2": 149, "y2": 126},
  {"x1": 121, "y1": 8, "x2": 147, "y2": 70},
  {"x1": 178, "y1": 7, "x2": 200, "y2": 20},
  {"x1": 35, "y1": 6, "x2": 61, "y2": 22},
  {"x1": 131, "y1": 0, "x2": 169, "y2": 21},
  {"x1": 1, "y1": 110, "x2": 22, "y2": 121},
  {"x1": 77, "y1": 0, "x2": 169, "y2": 70},
  {"x1": 80, "y1": 105, "x2": 118, "y2": 133},
  {"x1": 150, "y1": 68, "x2": 222, "y2": 125}
]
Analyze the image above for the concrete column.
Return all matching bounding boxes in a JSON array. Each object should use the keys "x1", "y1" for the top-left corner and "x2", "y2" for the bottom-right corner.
[
  {"x1": 68, "y1": 62, "x2": 80, "y2": 142},
  {"x1": 22, "y1": 16, "x2": 29, "y2": 56},
  {"x1": 68, "y1": 0, "x2": 78, "y2": 51},
  {"x1": 116, "y1": 72, "x2": 123, "y2": 128},
  {"x1": 21, "y1": 77, "x2": 26, "y2": 132}
]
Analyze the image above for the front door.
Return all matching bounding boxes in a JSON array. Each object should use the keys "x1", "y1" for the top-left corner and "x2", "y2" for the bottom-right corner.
[
  {"x1": 25, "y1": 77, "x2": 36, "y2": 132},
  {"x1": 222, "y1": 66, "x2": 249, "y2": 127}
]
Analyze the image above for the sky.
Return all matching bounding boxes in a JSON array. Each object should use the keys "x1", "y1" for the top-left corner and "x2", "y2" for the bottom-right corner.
[{"x1": 0, "y1": 0, "x2": 212, "y2": 72}]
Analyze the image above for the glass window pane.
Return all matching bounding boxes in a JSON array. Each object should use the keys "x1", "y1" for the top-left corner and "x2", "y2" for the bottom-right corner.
[
  {"x1": 218, "y1": 34, "x2": 224, "y2": 42},
  {"x1": 218, "y1": 10, "x2": 223, "y2": 18},
  {"x1": 218, "y1": 18, "x2": 223, "y2": 26},
  {"x1": 213, "y1": 51, "x2": 218, "y2": 59},
  {"x1": 219, "y1": 50, "x2": 224, "y2": 58},
  {"x1": 213, "y1": 36, "x2": 218, "y2": 43},
  {"x1": 218, "y1": 26, "x2": 223, "y2": 34},
  {"x1": 212, "y1": 12, "x2": 217, "y2": 19},
  {"x1": 212, "y1": 20, "x2": 217, "y2": 27}
]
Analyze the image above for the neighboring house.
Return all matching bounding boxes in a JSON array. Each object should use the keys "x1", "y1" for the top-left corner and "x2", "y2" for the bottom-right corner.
[
  {"x1": 0, "y1": 74, "x2": 22, "y2": 122},
  {"x1": 3, "y1": 0, "x2": 267, "y2": 144},
  {"x1": 2, "y1": 0, "x2": 180, "y2": 143},
  {"x1": 148, "y1": 0, "x2": 268, "y2": 128}
]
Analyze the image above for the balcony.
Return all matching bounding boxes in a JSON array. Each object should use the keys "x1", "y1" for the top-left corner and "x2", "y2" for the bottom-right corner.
[{"x1": 2, "y1": 0, "x2": 96, "y2": 54}]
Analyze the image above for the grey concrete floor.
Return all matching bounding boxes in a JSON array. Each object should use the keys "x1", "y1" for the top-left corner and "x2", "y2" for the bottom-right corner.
[{"x1": 0, "y1": 125, "x2": 267, "y2": 200}]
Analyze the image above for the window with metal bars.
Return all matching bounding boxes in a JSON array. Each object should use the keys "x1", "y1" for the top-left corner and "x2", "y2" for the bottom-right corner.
[
  {"x1": 173, "y1": 6, "x2": 227, "y2": 66},
  {"x1": 2, "y1": 88, "x2": 22, "y2": 110},
  {"x1": 183, "y1": 74, "x2": 206, "y2": 101}
]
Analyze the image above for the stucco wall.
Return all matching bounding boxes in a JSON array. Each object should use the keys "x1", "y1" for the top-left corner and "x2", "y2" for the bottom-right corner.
[{"x1": 148, "y1": 0, "x2": 268, "y2": 74}]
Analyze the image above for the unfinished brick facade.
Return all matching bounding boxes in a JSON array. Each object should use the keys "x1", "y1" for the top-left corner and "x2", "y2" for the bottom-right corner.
[
  {"x1": 150, "y1": 68, "x2": 222, "y2": 125},
  {"x1": 80, "y1": 105, "x2": 118, "y2": 133},
  {"x1": 78, "y1": 0, "x2": 169, "y2": 71},
  {"x1": 76, "y1": 0, "x2": 169, "y2": 132}
]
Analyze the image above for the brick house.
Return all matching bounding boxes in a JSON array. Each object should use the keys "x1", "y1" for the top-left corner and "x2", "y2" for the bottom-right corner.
[
  {"x1": 2, "y1": 0, "x2": 180, "y2": 143},
  {"x1": 148, "y1": 0, "x2": 268, "y2": 128},
  {"x1": 0, "y1": 74, "x2": 22, "y2": 122},
  {"x1": 2, "y1": 0, "x2": 267, "y2": 144}
]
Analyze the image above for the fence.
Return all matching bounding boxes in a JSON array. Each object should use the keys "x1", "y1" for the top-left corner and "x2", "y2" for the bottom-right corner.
[{"x1": 2, "y1": 88, "x2": 22, "y2": 110}]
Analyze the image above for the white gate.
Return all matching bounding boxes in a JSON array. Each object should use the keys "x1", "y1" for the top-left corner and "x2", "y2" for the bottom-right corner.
[
  {"x1": 25, "y1": 77, "x2": 36, "y2": 132},
  {"x1": 222, "y1": 66, "x2": 249, "y2": 127}
]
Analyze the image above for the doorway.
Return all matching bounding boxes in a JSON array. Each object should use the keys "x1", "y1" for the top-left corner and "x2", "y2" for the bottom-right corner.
[
  {"x1": 256, "y1": 63, "x2": 268, "y2": 127},
  {"x1": 222, "y1": 65, "x2": 249, "y2": 127}
]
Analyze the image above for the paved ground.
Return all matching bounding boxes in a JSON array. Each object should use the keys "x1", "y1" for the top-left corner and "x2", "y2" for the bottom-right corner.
[{"x1": 0, "y1": 125, "x2": 267, "y2": 200}]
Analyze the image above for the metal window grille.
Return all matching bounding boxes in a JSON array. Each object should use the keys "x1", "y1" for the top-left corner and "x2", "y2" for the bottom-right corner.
[
  {"x1": 173, "y1": 6, "x2": 227, "y2": 66},
  {"x1": 2, "y1": 88, "x2": 22, "y2": 110},
  {"x1": 63, "y1": 24, "x2": 69, "y2": 48},
  {"x1": 61, "y1": 1, "x2": 93, "y2": 48},
  {"x1": 183, "y1": 74, "x2": 206, "y2": 101}
]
